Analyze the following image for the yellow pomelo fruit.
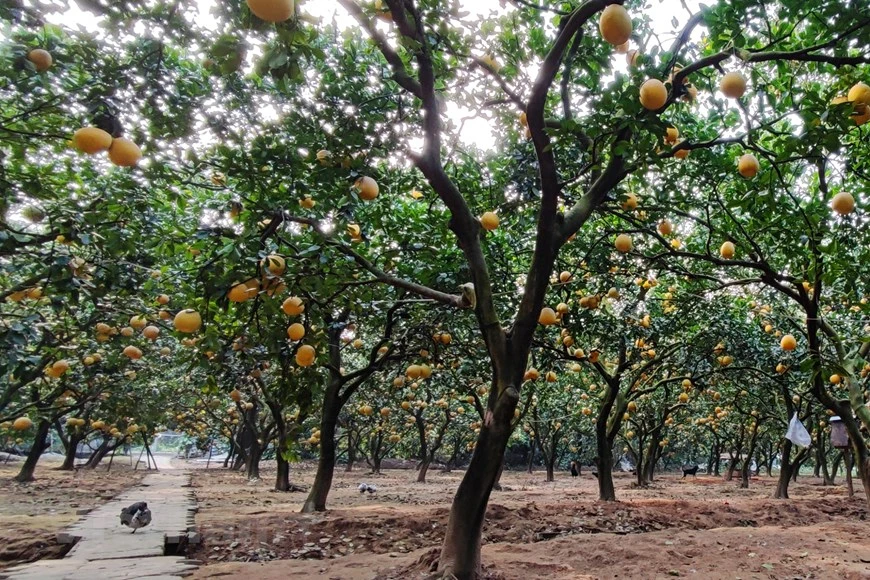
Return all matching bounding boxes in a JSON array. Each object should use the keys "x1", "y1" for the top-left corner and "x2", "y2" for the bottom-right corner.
[
  {"x1": 847, "y1": 81, "x2": 870, "y2": 106},
  {"x1": 246, "y1": 0, "x2": 295, "y2": 22},
  {"x1": 13, "y1": 417, "x2": 33, "y2": 431},
  {"x1": 719, "y1": 72, "x2": 747, "y2": 98},
  {"x1": 282, "y1": 296, "x2": 305, "y2": 316},
  {"x1": 737, "y1": 154, "x2": 759, "y2": 178},
  {"x1": 657, "y1": 220, "x2": 673, "y2": 236},
  {"x1": 538, "y1": 307, "x2": 559, "y2": 325},
  {"x1": 123, "y1": 345, "x2": 143, "y2": 360},
  {"x1": 174, "y1": 309, "x2": 202, "y2": 333},
  {"x1": 287, "y1": 323, "x2": 305, "y2": 341},
  {"x1": 831, "y1": 191, "x2": 854, "y2": 215},
  {"x1": 599, "y1": 4, "x2": 632, "y2": 46},
  {"x1": 639, "y1": 79, "x2": 667, "y2": 110},
  {"x1": 261, "y1": 254, "x2": 286, "y2": 276},
  {"x1": 480, "y1": 211, "x2": 499, "y2": 231},
  {"x1": 355, "y1": 176, "x2": 379, "y2": 201},
  {"x1": 108, "y1": 138, "x2": 142, "y2": 167},
  {"x1": 73, "y1": 127, "x2": 113, "y2": 154},
  {"x1": 614, "y1": 233, "x2": 632, "y2": 253},
  {"x1": 142, "y1": 325, "x2": 160, "y2": 340},
  {"x1": 295, "y1": 344, "x2": 315, "y2": 367},
  {"x1": 27, "y1": 49, "x2": 53, "y2": 72}
]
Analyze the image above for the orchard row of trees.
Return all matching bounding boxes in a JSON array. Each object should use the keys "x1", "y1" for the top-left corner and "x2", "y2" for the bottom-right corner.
[{"x1": 2, "y1": 0, "x2": 870, "y2": 578}]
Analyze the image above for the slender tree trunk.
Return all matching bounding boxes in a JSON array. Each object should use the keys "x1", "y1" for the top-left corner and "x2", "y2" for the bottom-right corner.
[
  {"x1": 15, "y1": 419, "x2": 51, "y2": 482},
  {"x1": 85, "y1": 438, "x2": 111, "y2": 469},
  {"x1": 436, "y1": 374, "x2": 519, "y2": 579},
  {"x1": 417, "y1": 459, "x2": 431, "y2": 483},
  {"x1": 345, "y1": 427, "x2": 356, "y2": 472},
  {"x1": 843, "y1": 448, "x2": 854, "y2": 498},
  {"x1": 830, "y1": 451, "x2": 842, "y2": 483},
  {"x1": 775, "y1": 440, "x2": 797, "y2": 499},
  {"x1": 596, "y1": 436, "x2": 616, "y2": 501},
  {"x1": 60, "y1": 432, "x2": 85, "y2": 470},
  {"x1": 275, "y1": 445, "x2": 291, "y2": 491},
  {"x1": 526, "y1": 441, "x2": 535, "y2": 474},
  {"x1": 245, "y1": 441, "x2": 262, "y2": 480},
  {"x1": 491, "y1": 457, "x2": 505, "y2": 491},
  {"x1": 302, "y1": 405, "x2": 338, "y2": 512},
  {"x1": 545, "y1": 451, "x2": 555, "y2": 482}
]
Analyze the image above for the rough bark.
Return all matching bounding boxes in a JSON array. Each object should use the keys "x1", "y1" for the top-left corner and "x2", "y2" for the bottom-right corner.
[
  {"x1": 60, "y1": 431, "x2": 85, "y2": 471},
  {"x1": 14, "y1": 419, "x2": 50, "y2": 482},
  {"x1": 301, "y1": 403, "x2": 338, "y2": 512},
  {"x1": 417, "y1": 459, "x2": 431, "y2": 483}
]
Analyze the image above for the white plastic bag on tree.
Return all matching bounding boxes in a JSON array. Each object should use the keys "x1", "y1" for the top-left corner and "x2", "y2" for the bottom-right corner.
[{"x1": 785, "y1": 413, "x2": 811, "y2": 447}]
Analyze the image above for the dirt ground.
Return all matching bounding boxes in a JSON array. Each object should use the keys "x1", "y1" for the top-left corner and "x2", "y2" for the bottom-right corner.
[
  {"x1": 186, "y1": 461, "x2": 870, "y2": 579},
  {"x1": 0, "y1": 454, "x2": 146, "y2": 570}
]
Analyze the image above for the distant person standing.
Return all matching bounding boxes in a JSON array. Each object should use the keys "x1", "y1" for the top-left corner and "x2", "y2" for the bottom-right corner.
[{"x1": 570, "y1": 461, "x2": 579, "y2": 478}]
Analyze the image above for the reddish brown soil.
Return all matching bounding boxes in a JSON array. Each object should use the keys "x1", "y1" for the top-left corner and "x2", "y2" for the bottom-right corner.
[
  {"x1": 187, "y1": 461, "x2": 870, "y2": 579},
  {"x1": 0, "y1": 456, "x2": 146, "y2": 570}
]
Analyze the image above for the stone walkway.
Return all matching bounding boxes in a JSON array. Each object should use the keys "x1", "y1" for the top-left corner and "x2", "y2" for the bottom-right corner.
[{"x1": 2, "y1": 463, "x2": 199, "y2": 579}]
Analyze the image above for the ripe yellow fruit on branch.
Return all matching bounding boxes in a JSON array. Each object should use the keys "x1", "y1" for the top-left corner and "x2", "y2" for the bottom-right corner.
[
  {"x1": 123, "y1": 345, "x2": 143, "y2": 360},
  {"x1": 480, "y1": 211, "x2": 499, "y2": 231},
  {"x1": 614, "y1": 234, "x2": 632, "y2": 253},
  {"x1": 831, "y1": 192, "x2": 855, "y2": 215},
  {"x1": 73, "y1": 127, "x2": 113, "y2": 154},
  {"x1": 538, "y1": 307, "x2": 559, "y2": 325},
  {"x1": 639, "y1": 79, "x2": 667, "y2": 111},
  {"x1": 27, "y1": 48, "x2": 53, "y2": 72},
  {"x1": 355, "y1": 176, "x2": 379, "y2": 201},
  {"x1": 246, "y1": 0, "x2": 295, "y2": 22},
  {"x1": 780, "y1": 334, "x2": 797, "y2": 351},
  {"x1": 261, "y1": 254, "x2": 286, "y2": 276},
  {"x1": 621, "y1": 192, "x2": 638, "y2": 210},
  {"x1": 282, "y1": 296, "x2": 305, "y2": 316},
  {"x1": 737, "y1": 154, "x2": 759, "y2": 178},
  {"x1": 174, "y1": 309, "x2": 202, "y2": 333},
  {"x1": 830, "y1": 374, "x2": 841, "y2": 384},
  {"x1": 108, "y1": 138, "x2": 142, "y2": 167},
  {"x1": 142, "y1": 326, "x2": 160, "y2": 340},
  {"x1": 599, "y1": 4, "x2": 632, "y2": 46},
  {"x1": 657, "y1": 220, "x2": 673, "y2": 236},
  {"x1": 13, "y1": 417, "x2": 33, "y2": 431},
  {"x1": 720, "y1": 241, "x2": 735, "y2": 259},
  {"x1": 287, "y1": 323, "x2": 305, "y2": 341},
  {"x1": 228, "y1": 279, "x2": 260, "y2": 302},
  {"x1": 719, "y1": 72, "x2": 747, "y2": 98},
  {"x1": 130, "y1": 315, "x2": 147, "y2": 330},
  {"x1": 295, "y1": 344, "x2": 315, "y2": 367},
  {"x1": 847, "y1": 81, "x2": 870, "y2": 106}
]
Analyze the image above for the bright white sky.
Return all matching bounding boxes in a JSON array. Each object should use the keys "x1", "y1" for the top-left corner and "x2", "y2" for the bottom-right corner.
[{"x1": 33, "y1": 0, "x2": 703, "y2": 151}]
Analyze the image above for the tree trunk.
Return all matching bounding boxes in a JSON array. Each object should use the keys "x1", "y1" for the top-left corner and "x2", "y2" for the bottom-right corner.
[
  {"x1": 724, "y1": 453, "x2": 739, "y2": 481},
  {"x1": 774, "y1": 439, "x2": 796, "y2": 499},
  {"x1": 417, "y1": 459, "x2": 431, "y2": 483},
  {"x1": 345, "y1": 427, "x2": 356, "y2": 472},
  {"x1": 275, "y1": 447, "x2": 291, "y2": 491},
  {"x1": 302, "y1": 407, "x2": 338, "y2": 512},
  {"x1": 85, "y1": 437, "x2": 111, "y2": 469},
  {"x1": 245, "y1": 441, "x2": 262, "y2": 480},
  {"x1": 14, "y1": 419, "x2": 51, "y2": 482},
  {"x1": 844, "y1": 448, "x2": 854, "y2": 498},
  {"x1": 491, "y1": 457, "x2": 505, "y2": 491},
  {"x1": 596, "y1": 438, "x2": 616, "y2": 501},
  {"x1": 545, "y1": 455, "x2": 555, "y2": 482},
  {"x1": 436, "y1": 380, "x2": 519, "y2": 579},
  {"x1": 830, "y1": 451, "x2": 843, "y2": 483},
  {"x1": 60, "y1": 432, "x2": 85, "y2": 470}
]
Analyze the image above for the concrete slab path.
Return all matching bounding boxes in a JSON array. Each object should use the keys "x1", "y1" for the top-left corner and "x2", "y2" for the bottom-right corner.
[{"x1": 1, "y1": 456, "x2": 199, "y2": 579}]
